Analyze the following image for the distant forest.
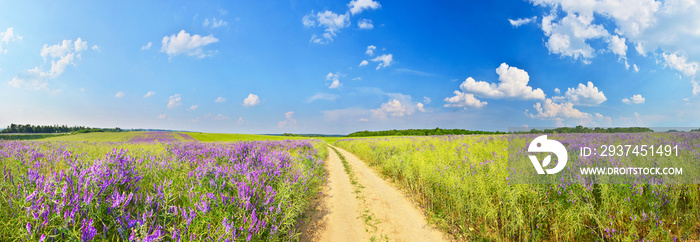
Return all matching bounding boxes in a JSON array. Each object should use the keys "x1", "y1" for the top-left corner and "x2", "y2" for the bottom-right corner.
[
  {"x1": 524, "y1": 126, "x2": 654, "y2": 134},
  {"x1": 0, "y1": 124, "x2": 122, "y2": 134},
  {"x1": 347, "y1": 128, "x2": 506, "y2": 137}
]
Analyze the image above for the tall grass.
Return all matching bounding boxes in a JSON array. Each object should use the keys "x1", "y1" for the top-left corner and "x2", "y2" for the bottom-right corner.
[
  {"x1": 0, "y1": 139, "x2": 327, "y2": 241},
  {"x1": 335, "y1": 134, "x2": 700, "y2": 240}
]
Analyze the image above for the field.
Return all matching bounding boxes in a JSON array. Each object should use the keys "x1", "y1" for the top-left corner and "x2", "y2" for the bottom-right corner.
[
  {"x1": 0, "y1": 133, "x2": 67, "y2": 140},
  {"x1": 334, "y1": 134, "x2": 700, "y2": 240},
  {"x1": 0, "y1": 137, "x2": 327, "y2": 241},
  {"x1": 3, "y1": 131, "x2": 700, "y2": 241}
]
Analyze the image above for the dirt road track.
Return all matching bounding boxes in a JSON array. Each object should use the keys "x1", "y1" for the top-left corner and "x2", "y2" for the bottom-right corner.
[{"x1": 300, "y1": 145, "x2": 448, "y2": 242}]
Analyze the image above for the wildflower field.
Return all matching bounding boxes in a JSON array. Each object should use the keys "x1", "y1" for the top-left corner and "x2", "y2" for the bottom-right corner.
[
  {"x1": 335, "y1": 133, "x2": 700, "y2": 241},
  {"x1": 0, "y1": 138, "x2": 326, "y2": 241}
]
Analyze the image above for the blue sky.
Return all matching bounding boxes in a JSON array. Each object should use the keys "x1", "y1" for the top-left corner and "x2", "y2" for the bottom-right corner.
[{"x1": 1, "y1": 0, "x2": 699, "y2": 134}]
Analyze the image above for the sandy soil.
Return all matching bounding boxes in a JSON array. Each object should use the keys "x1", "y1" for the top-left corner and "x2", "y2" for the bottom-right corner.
[{"x1": 301, "y1": 145, "x2": 448, "y2": 242}]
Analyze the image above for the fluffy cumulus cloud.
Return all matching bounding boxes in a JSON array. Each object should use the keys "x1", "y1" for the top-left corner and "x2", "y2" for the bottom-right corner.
[
  {"x1": 622, "y1": 94, "x2": 646, "y2": 104},
  {"x1": 143, "y1": 91, "x2": 156, "y2": 98},
  {"x1": 459, "y1": 63, "x2": 546, "y2": 100},
  {"x1": 203, "y1": 18, "x2": 228, "y2": 29},
  {"x1": 167, "y1": 94, "x2": 182, "y2": 109},
  {"x1": 358, "y1": 19, "x2": 374, "y2": 29},
  {"x1": 608, "y1": 35, "x2": 627, "y2": 57},
  {"x1": 371, "y1": 54, "x2": 393, "y2": 70},
  {"x1": 303, "y1": 0, "x2": 380, "y2": 44},
  {"x1": 369, "y1": 93, "x2": 424, "y2": 119},
  {"x1": 278, "y1": 111, "x2": 297, "y2": 128},
  {"x1": 214, "y1": 97, "x2": 226, "y2": 103},
  {"x1": 541, "y1": 12, "x2": 609, "y2": 62},
  {"x1": 359, "y1": 60, "x2": 369, "y2": 67},
  {"x1": 443, "y1": 91, "x2": 487, "y2": 109},
  {"x1": 554, "y1": 81, "x2": 607, "y2": 106},
  {"x1": 526, "y1": 0, "x2": 700, "y2": 81},
  {"x1": 0, "y1": 27, "x2": 21, "y2": 54},
  {"x1": 161, "y1": 30, "x2": 218, "y2": 59},
  {"x1": 348, "y1": 0, "x2": 381, "y2": 15},
  {"x1": 662, "y1": 52, "x2": 698, "y2": 77},
  {"x1": 326, "y1": 72, "x2": 342, "y2": 88},
  {"x1": 365, "y1": 45, "x2": 376, "y2": 56},
  {"x1": 8, "y1": 37, "x2": 92, "y2": 91},
  {"x1": 416, "y1": 102, "x2": 426, "y2": 112},
  {"x1": 372, "y1": 99, "x2": 412, "y2": 119},
  {"x1": 527, "y1": 98, "x2": 589, "y2": 120},
  {"x1": 508, "y1": 16, "x2": 537, "y2": 27},
  {"x1": 303, "y1": 10, "x2": 350, "y2": 44},
  {"x1": 242, "y1": 93, "x2": 260, "y2": 107}
]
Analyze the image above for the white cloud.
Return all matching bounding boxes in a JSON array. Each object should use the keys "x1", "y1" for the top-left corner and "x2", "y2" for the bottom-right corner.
[
  {"x1": 372, "y1": 99, "x2": 413, "y2": 119},
  {"x1": 0, "y1": 27, "x2": 21, "y2": 54},
  {"x1": 307, "y1": 93, "x2": 339, "y2": 102},
  {"x1": 115, "y1": 92, "x2": 125, "y2": 98},
  {"x1": 416, "y1": 102, "x2": 426, "y2": 112},
  {"x1": 158, "y1": 114, "x2": 167, "y2": 119},
  {"x1": 554, "y1": 88, "x2": 561, "y2": 94},
  {"x1": 458, "y1": 63, "x2": 546, "y2": 100},
  {"x1": 91, "y1": 45, "x2": 100, "y2": 52},
  {"x1": 508, "y1": 16, "x2": 537, "y2": 27},
  {"x1": 527, "y1": 0, "x2": 700, "y2": 76},
  {"x1": 540, "y1": 12, "x2": 609, "y2": 62},
  {"x1": 423, "y1": 96, "x2": 431, "y2": 104},
  {"x1": 662, "y1": 52, "x2": 698, "y2": 77},
  {"x1": 214, "y1": 97, "x2": 226, "y2": 103},
  {"x1": 326, "y1": 72, "x2": 342, "y2": 89},
  {"x1": 161, "y1": 30, "x2": 218, "y2": 59},
  {"x1": 188, "y1": 105, "x2": 198, "y2": 111},
  {"x1": 278, "y1": 111, "x2": 297, "y2": 128},
  {"x1": 608, "y1": 35, "x2": 627, "y2": 56},
  {"x1": 635, "y1": 42, "x2": 645, "y2": 56},
  {"x1": 303, "y1": 10, "x2": 351, "y2": 44},
  {"x1": 366, "y1": 45, "x2": 376, "y2": 56},
  {"x1": 167, "y1": 94, "x2": 182, "y2": 109},
  {"x1": 74, "y1": 38, "x2": 88, "y2": 52},
  {"x1": 10, "y1": 38, "x2": 91, "y2": 91},
  {"x1": 143, "y1": 91, "x2": 156, "y2": 98},
  {"x1": 203, "y1": 18, "x2": 228, "y2": 29},
  {"x1": 622, "y1": 94, "x2": 645, "y2": 104},
  {"x1": 359, "y1": 60, "x2": 369, "y2": 67},
  {"x1": 559, "y1": 81, "x2": 607, "y2": 106},
  {"x1": 693, "y1": 80, "x2": 700, "y2": 95},
  {"x1": 633, "y1": 64, "x2": 640, "y2": 72},
  {"x1": 141, "y1": 42, "x2": 152, "y2": 50},
  {"x1": 358, "y1": 19, "x2": 374, "y2": 29},
  {"x1": 444, "y1": 91, "x2": 488, "y2": 109},
  {"x1": 371, "y1": 54, "x2": 393, "y2": 70},
  {"x1": 348, "y1": 0, "x2": 381, "y2": 15},
  {"x1": 243, "y1": 93, "x2": 260, "y2": 107},
  {"x1": 528, "y1": 98, "x2": 589, "y2": 119}
]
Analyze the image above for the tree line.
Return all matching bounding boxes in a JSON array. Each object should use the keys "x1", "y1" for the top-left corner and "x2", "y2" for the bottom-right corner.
[
  {"x1": 0, "y1": 124, "x2": 122, "y2": 134},
  {"x1": 523, "y1": 126, "x2": 654, "y2": 134},
  {"x1": 347, "y1": 128, "x2": 506, "y2": 137}
]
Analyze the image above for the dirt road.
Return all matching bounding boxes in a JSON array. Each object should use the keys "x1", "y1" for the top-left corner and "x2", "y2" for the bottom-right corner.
[{"x1": 301, "y1": 145, "x2": 448, "y2": 241}]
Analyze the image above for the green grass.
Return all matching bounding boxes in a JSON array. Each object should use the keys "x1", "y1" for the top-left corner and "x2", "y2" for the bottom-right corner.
[
  {"x1": 39, "y1": 131, "x2": 146, "y2": 142},
  {"x1": 0, "y1": 133, "x2": 67, "y2": 140},
  {"x1": 335, "y1": 135, "x2": 700, "y2": 241},
  {"x1": 182, "y1": 132, "x2": 313, "y2": 142}
]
